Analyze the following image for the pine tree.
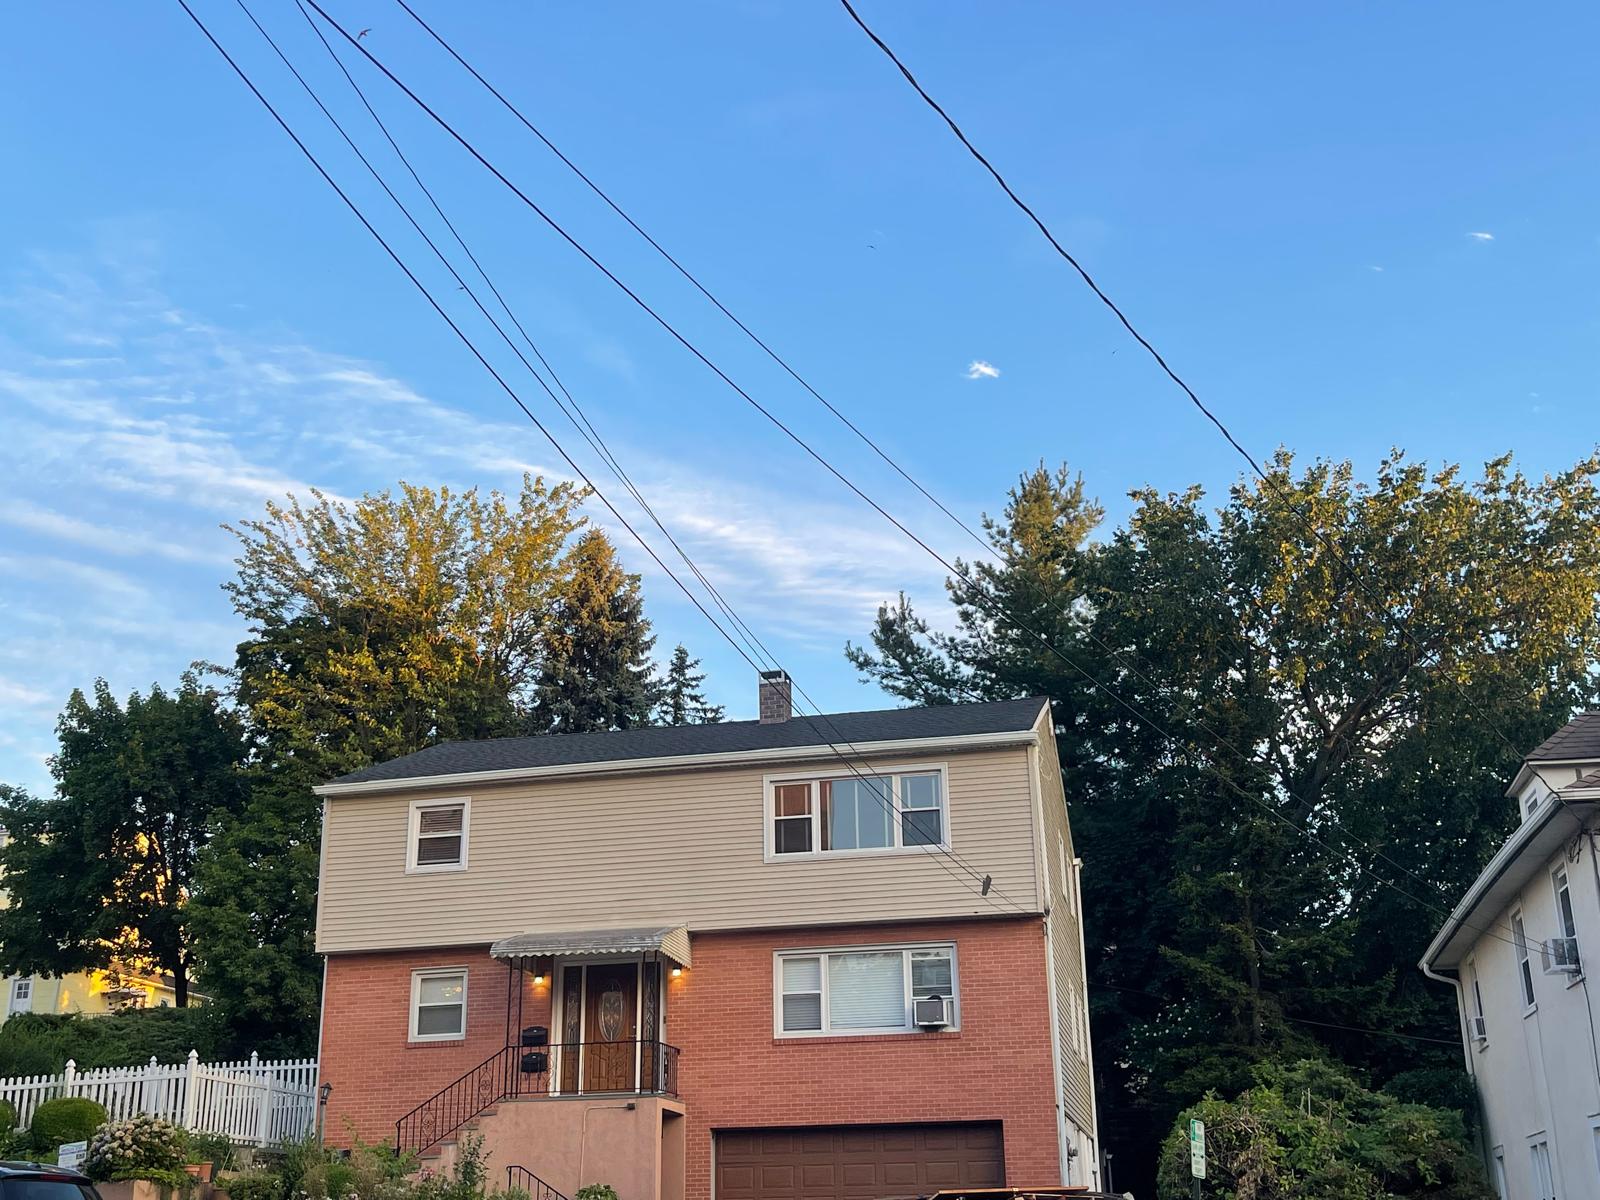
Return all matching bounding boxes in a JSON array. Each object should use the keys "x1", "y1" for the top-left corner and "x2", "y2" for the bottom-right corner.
[
  {"x1": 657, "y1": 644, "x2": 725, "y2": 725},
  {"x1": 527, "y1": 530, "x2": 660, "y2": 733}
]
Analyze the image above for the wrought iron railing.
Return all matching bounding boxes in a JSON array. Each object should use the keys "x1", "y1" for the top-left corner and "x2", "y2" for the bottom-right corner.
[
  {"x1": 506, "y1": 1165, "x2": 570, "y2": 1200},
  {"x1": 395, "y1": 1040, "x2": 681, "y2": 1155}
]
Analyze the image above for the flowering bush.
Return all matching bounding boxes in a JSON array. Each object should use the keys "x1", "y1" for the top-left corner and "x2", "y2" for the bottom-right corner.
[{"x1": 85, "y1": 1114, "x2": 188, "y2": 1187}]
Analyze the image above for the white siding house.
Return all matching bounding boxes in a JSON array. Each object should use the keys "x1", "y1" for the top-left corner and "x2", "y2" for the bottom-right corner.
[{"x1": 1422, "y1": 712, "x2": 1600, "y2": 1200}]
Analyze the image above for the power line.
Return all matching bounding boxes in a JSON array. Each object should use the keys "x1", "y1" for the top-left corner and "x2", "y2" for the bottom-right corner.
[
  {"x1": 188, "y1": 0, "x2": 1029, "y2": 918},
  {"x1": 836, "y1": 0, "x2": 1531, "y2": 764},
  {"x1": 285, "y1": 0, "x2": 1529, "y2": 954},
  {"x1": 367, "y1": 2, "x2": 1455, "y2": 905}
]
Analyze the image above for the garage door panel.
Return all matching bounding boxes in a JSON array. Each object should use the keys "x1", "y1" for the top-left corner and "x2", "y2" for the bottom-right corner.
[{"x1": 717, "y1": 1123, "x2": 1005, "y2": 1200}]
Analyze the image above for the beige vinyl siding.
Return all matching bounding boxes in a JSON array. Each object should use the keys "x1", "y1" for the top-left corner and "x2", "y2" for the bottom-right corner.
[
  {"x1": 1036, "y1": 721, "x2": 1095, "y2": 1130},
  {"x1": 316, "y1": 746, "x2": 1041, "y2": 953}
]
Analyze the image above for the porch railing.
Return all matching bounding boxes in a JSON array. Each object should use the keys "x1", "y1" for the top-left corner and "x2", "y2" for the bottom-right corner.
[
  {"x1": 506, "y1": 1165, "x2": 570, "y2": 1200},
  {"x1": 395, "y1": 1040, "x2": 681, "y2": 1156}
]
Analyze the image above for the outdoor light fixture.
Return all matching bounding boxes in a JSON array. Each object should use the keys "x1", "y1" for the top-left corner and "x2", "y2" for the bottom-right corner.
[
  {"x1": 533, "y1": 973, "x2": 547, "y2": 986},
  {"x1": 671, "y1": 966, "x2": 683, "y2": 978}
]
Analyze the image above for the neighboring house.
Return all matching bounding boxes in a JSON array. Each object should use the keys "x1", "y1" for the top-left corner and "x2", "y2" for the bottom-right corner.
[
  {"x1": 314, "y1": 674, "x2": 1098, "y2": 1200},
  {"x1": 1422, "y1": 711, "x2": 1600, "y2": 1200},
  {"x1": 1, "y1": 967, "x2": 186, "y2": 1022}
]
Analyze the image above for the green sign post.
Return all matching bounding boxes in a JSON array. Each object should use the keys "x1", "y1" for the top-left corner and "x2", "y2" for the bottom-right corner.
[{"x1": 1188, "y1": 1118, "x2": 1206, "y2": 1198}]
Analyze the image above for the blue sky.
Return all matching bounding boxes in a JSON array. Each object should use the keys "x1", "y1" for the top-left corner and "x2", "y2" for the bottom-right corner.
[{"x1": 2, "y1": 2, "x2": 1596, "y2": 791}]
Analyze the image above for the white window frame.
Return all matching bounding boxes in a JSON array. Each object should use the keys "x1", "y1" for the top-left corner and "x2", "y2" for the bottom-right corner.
[
  {"x1": 1491, "y1": 1145, "x2": 1507, "y2": 1200},
  {"x1": 1554, "y1": 865, "x2": 1582, "y2": 978},
  {"x1": 409, "y1": 967, "x2": 468, "y2": 1042},
  {"x1": 773, "y1": 942, "x2": 959, "y2": 1037},
  {"x1": 1529, "y1": 1136, "x2": 1555, "y2": 1200},
  {"x1": 763, "y1": 764, "x2": 950, "y2": 861},
  {"x1": 8, "y1": 978, "x2": 32, "y2": 1016},
  {"x1": 1513, "y1": 908, "x2": 1537, "y2": 1012},
  {"x1": 1467, "y1": 959, "x2": 1488, "y2": 1047},
  {"x1": 405, "y1": 797, "x2": 471, "y2": 874}
]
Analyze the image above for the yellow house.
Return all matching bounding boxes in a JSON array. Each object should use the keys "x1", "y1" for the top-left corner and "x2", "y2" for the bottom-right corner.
[{"x1": 1, "y1": 967, "x2": 189, "y2": 1023}]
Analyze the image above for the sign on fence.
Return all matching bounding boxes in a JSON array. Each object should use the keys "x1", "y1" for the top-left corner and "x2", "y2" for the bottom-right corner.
[{"x1": 0, "y1": 1051, "x2": 318, "y2": 1147}]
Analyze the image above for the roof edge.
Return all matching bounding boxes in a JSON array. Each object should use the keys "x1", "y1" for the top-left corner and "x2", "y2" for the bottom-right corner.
[{"x1": 314, "y1": 727, "x2": 1041, "y2": 797}]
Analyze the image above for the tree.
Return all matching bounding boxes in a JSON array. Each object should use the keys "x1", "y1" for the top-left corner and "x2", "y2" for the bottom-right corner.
[
  {"x1": 657, "y1": 644, "x2": 725, "y2": 725},
  {"x1": 0, "y1": 677, "x2": 249, "y2": 1007},
  {"x1": 847, "y1": 451, "x2": 1600, "y2": 1194},
  {"x1": 190, "y1": 476, "x2": 586, "y2": 1049},
  {"x1": 1155, "y1": 1060, "x2": 1492, "y2": 1200},
  {"x1": 526, "y1": 529, "x2": 660, "y2": 734}
]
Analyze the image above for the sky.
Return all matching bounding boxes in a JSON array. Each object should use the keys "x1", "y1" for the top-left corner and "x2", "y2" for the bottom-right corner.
[{"x1": 1, "y1": 2, "x2": 1596, "y2": 792}]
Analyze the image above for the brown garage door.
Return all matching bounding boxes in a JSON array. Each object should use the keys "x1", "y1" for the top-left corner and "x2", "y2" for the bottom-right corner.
[{"x1": 716, "y1": 1123, "x2": 1004, "y2": 1200}]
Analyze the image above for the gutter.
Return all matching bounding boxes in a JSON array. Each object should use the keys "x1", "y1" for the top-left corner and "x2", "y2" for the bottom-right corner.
[{"x1": 315, "y1": 728, "x2": 1041, "y2": 797}]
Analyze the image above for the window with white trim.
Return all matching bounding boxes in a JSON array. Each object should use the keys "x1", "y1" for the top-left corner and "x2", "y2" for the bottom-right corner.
[
  {"x1": 8, "y1": 978, "x2": 31, "y2": 1016},
  {"x1": 409, "y1": 969, "x2": 467, "y2": 1041},
  {"x1": 1470, "y1": 967, "x2": 1487, "y2": 1042},
  {"x1": 1513, "y1": 910, "x2": 1537, "y2": 1009},
  {"x1": 1491, "y1": 1147, "x2": 1506, "y2": 1200},
  {"x1": 1529, "y1": 1138, "x2": 1554, "y2": 1200},
  {"x1": 407, "y1": 799, "x2": 468, "y2": 872},
  {"x1": 776, "y1": 944, "x2": 957, "y2": 1035},
  {"x1": 1554, "y1": 866, "x2": 1581, "y2": 972},
  {"x1": 767, "y1": 769, "x2": 945, "y2": 856}
]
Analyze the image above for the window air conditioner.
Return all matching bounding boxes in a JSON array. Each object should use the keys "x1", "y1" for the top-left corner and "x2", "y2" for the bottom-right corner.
[
  {"x1": 913, "y1": 995, "x2": 951, "y2": 1028},
  {"x1": 1470, "y1": 1015, "x2": 1487, "y2": 1042},
  {"x1": 1540, "y1": 936, "x2": 1581, "y2": 975}
]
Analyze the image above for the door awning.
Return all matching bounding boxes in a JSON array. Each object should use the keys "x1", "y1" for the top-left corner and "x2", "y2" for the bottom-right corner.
[{"x1": 490, "y1": 924, "x2": 691, "y2": 967}]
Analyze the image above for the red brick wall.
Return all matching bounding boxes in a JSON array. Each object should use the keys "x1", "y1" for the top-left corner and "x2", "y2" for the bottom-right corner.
[
  {"x1": 669, "y1": 918, "x2": 1059, "y2": 1198},
  {"x1": 320, "y1": 946, "x2": 551, "y2": 1146},
  {"x1": 319, "y1": 916, "x2": 1060, "y2": 1195}
]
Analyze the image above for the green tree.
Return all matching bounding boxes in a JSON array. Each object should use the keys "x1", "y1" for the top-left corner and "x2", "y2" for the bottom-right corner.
[
  {"x1": 0, "y1": 677, "x2": 249, "y2": 1007},
  {"x1": 848, "y1": 451, "x2": 1600, "y2": 1194},
  {"x1": 1155, "y1": 1060, "x2": 1491, "y2": 1200},
  {"x1": 657, "y1": 644, "x2": 725, "y2": 725},
  {"x1": 526, "y1": 529, "x2": 660, "y2": 733},
  {"x1": 190, "y1": 476, "x2": 586, "y2": 1050}
]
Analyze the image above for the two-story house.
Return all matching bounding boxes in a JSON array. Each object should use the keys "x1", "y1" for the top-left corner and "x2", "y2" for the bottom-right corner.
[
  {"x1": 313, "y1": 675, "x2": 1098, "y2": 1200},
  {"x1": 1422, "y1": 712, "x2": 1600, "y2": 1200}
]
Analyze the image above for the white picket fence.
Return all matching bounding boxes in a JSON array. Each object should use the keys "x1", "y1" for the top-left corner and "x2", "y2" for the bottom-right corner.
[{"x1": 0, "y1": 1051, "x2": 318, "y2": 1147}]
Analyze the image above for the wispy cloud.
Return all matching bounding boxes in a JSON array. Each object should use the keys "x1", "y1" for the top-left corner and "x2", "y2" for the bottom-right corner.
[
  {"x1": 965, "y1": 360, "x2": 1001, "y2": 380},
  {"x1": 1467, "y1": 231, "x2": 1495, "y2": 242},
  {"x1": 1367, "y1": 265, "x2": 1385, "y2": 273}
]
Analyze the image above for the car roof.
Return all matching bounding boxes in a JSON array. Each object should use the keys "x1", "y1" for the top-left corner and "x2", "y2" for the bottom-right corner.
[{"x1": 0, "y1": 1163, "x2": 91, "y2": 1180}]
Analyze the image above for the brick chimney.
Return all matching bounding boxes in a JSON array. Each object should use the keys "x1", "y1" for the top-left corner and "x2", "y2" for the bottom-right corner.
[{"x1": 758, "y1": 670, "x2": 792, "y2": 724}]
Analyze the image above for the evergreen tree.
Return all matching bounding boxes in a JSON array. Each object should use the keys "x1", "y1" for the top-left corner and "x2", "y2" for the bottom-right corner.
[
  {"x1": 527, "y1": 529, "x2": 660, "y2": 733},
  {"x1": 847, "y1": 451, "x2": 1600, "y2": 1196},
  {"x1": 657, "y1": 644, "x2": 725, "y2": 725}
]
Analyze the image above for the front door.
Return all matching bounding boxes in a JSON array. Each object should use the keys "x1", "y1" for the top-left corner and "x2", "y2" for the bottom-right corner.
[{"x1": 581, "y1": 962, "x2": 639, "y2": 1092}]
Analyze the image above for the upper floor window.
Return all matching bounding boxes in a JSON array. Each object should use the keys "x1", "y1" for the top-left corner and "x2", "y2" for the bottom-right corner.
[
  {"x1": 1553, "y1": 866, "x2": 1581, "y2": 973},
  {"x1": 410, "y1": 968, "x2": 467, "y2": 1041},
  {"x1": 775, "y1": 944, "x2": 957, "y2": 1036},
  {"x1": 767, "y1": 768, "x2": 945, "y2": 858},
  {"x1": 1513, "y1": 910, "x2": 1537, "y2": 1009},
  {"x1": 8, "y1": 978, "x2": 31, "y2": 1016},
  {"x1": 1467, "y1": 961, "x2": 1487, "y2": 1043},
  {"x1": 407, "y1": 799, "x2": 469, "y2": 873}
]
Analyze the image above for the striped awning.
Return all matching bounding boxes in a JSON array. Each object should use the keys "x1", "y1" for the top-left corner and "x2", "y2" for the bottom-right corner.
[{"x1": 489, "y1": 924, "x2": 691, "y2": 967}]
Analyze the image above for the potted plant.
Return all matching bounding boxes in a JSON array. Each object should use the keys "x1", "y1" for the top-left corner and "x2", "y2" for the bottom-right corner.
[{"x1": 85, "y1": 1114, "x2": 189, "y2": 1200}]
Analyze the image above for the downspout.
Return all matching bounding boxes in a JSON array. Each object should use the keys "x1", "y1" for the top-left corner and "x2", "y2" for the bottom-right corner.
[
  {"x1": 1579, "y1": 829, "x2": 1600, "y2": 1110},
  {"x1": 1071, "y1": 855, "x2": 1101, "y2": 1191},
  {"x1": 1419, "y1": 958, "x2": 1490, "y2": 1180}
]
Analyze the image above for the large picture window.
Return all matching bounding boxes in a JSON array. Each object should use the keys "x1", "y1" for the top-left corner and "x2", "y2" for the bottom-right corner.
[
  {"x1": 775, "y1": 944, "x2": 957, "y2": 1036},
  {"x1": 766, "y1": 768, "x2": 947, "y2": 858}
]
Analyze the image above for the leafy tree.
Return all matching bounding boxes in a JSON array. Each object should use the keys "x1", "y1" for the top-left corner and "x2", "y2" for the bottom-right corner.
[
  {"x1": 526, "y1": 529, "x2": 660, "y2": 733},
  {"x1": 0, "y1": 677, "x2": 249, "y2": 1007},
  {"x1": 848, "y1": 451, "x2": 1600, "y2": 1194},
  {"x1": 657, "y1": 644, "x2": 725, "y2": 725},
  {"x1": 1155, "y1": 1060, "x2": 1491, "y2": 1200},
  {"x1": 190, "y1": 476, "x2": 586, "y2": 1050}
]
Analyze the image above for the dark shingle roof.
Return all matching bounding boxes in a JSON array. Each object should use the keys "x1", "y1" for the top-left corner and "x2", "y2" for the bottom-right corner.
[
  {"x1": 328, "y1": 696, "x2": 1048, "y2": 787},
  {"x1": 1527, "y1": 712, "x2": 1600, "y2": 762}
]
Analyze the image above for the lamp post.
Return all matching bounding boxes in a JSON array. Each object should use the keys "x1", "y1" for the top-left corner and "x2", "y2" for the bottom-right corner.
[{"x1": 317, "y1": 1082, "x2": 333, "y2": 1144}]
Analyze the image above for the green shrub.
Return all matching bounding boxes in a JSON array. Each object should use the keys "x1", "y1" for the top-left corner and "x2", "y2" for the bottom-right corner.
[
  {"x1": 220, "y1": 1172, "x2": 285, "y2": 1200},
  {"x1": 575, "y1": 1186, "x2": 619, "y2": 1200},
  {"x1": 30, "y1": 1097, "x2": 108, "y2": 1155},
  {"x1": 0, "y1": 1098, "x2": 17, "y2": 1136},
  {"x1": 183, "y1": 1131, "x2": 238, "y2": 1171},
  {"x1": 0, "y1": 1009, "x2": 232, "y2": 1077}
]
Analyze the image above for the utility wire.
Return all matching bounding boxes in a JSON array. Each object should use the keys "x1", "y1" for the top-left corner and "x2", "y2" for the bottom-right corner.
[
  {"x1": 367, "y1": 2, "x2": 1455, "y2": 905},
  {"x1": 295, "y1": 1, "x2": 1529, "y2": 950},
  {"x1": 189, "y1": 0, "x2": 1028, "y2": 917},
  {"x1": 837, "y1": 0, "x2": 1531, "y2": 764}
]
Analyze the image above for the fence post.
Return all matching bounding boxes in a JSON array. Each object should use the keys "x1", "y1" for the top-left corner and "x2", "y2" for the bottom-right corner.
[
  {"x1": 252, "y1": 1052, "x2": 272, "y2": 1148},
  {"x1": 141, "y1": 1055, "x2": 158, "y2": 1116},
  {"x1": 62, "y1": 1059, "x2": 76, "y2": 1099},
  {"x1": 182, "y1": 1050, "x2": 200, "y2": 1129}
]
